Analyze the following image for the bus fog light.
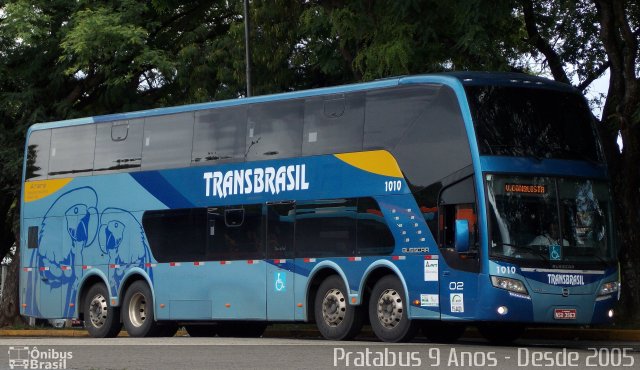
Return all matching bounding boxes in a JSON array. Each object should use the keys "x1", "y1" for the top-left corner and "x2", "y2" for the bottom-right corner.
[
  {"x1": 608, "y1": 309, "x2": 614, "y2": 318},
  {"x1": 497, "y1": 306, "x2": 508, "y2": 315}
]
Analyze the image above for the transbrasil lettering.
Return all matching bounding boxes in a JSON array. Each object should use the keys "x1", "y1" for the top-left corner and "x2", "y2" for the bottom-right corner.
[
  {"x1": 203, "y1": 165, "x2": 309, "y2": 198},
  {"x1": 547, "y1": 274, "x2": 585, "y2": 286}
]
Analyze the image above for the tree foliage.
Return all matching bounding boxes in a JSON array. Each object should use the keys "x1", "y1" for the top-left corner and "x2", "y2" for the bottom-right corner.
[{"x1": 1, "y1": 0, "x2": 639, "y2": 325}]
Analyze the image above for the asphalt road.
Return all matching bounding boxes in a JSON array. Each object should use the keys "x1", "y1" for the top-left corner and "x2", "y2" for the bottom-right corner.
[{"x1": 0, "y1": 336, "x2": 638, "y2": 370}]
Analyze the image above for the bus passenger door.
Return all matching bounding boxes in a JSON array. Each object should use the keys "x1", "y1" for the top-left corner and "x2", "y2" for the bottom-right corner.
[
  {"x1": 437, "y1": 177, "x2": 480, "y2": 320},
  {"x1": 266, "y1": 202, "x2": 296, "y2": 321}
]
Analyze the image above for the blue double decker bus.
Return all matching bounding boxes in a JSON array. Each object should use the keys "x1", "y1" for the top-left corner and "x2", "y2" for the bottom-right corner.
[{"x1": 20, "y1": 72, "x2": 619, "y2": 343}]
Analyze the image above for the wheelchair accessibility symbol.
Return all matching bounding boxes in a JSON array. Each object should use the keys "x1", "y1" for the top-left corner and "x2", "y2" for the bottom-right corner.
[
  {"x1": 549, "y1": 244, "x2": 562, "y2": 261},
  {"x1": 274, "y1": 272, "x2": 286, "y2": 292}
]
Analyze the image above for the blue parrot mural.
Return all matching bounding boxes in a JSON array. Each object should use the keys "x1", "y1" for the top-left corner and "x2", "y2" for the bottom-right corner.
[
  {"x1": 98, "y1": 208, "x2": 153, "y2": 298},
  {"x1": 26, "y1": 187, "x2": 98, "y2": 317}
]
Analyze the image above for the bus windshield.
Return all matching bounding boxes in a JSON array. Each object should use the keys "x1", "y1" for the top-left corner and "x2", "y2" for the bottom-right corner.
[
  {"x1": 486, "y1": 174, "x2": 616, "y2": 267},
  {"x1": 465, "y1": 86, "x2": 602, "y2": 163}
]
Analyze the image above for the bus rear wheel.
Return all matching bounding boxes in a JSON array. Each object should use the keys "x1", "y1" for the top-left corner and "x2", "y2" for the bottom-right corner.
[
  {"x1": 314, "y1": 275, "x2": 364, "y2": 340},
  {"x1": 369, "y1": 275, "x2": 417, "y2": 342},
  {"x1": 84, "y1": 283, "x2": 122, "y2": 338},
  {"x1": 122, "y1": 280, "x2": 159, "y2": 337}
]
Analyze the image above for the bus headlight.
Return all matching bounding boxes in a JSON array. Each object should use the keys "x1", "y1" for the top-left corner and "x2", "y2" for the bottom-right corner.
[
  {"x1": 491, "y1": 276, "x2": 528, "y2": 295},
  {"x1": 598, "y1": 281, "x2": 619, "y2": 296}
]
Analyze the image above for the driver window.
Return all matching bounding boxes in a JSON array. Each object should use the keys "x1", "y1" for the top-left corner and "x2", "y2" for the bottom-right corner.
[
  {"x1": 439, "y1": 176, "x2": 478, "y2": 252},
  {"x1": 438, "y1": 176, "x2": 480, "y2": 272}
]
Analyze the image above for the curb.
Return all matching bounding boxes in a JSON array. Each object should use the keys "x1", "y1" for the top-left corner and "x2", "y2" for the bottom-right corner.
[{"x1": 1, "y1": 327, "x2": 639, "y2": 341}]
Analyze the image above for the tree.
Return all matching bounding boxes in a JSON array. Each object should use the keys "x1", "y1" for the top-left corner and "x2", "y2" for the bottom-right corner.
[
  {"x1": 1, "y1": 0, "x2": 639, "y2": 326},
  {"x1": 515, "y1": 0, "x2": 640, "y2": 322}
]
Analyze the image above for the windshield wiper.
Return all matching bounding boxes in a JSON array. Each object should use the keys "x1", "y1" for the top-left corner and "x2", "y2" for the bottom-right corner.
[
  {"x1": 569, "y1": 250, "x2": 610, "y2": 268},
  {"x1": 590, "y1": 253, "x2": 609, "y2": 268},
  {"x1": 497, "y1": 242, "x2": 550, "y2": 262}
]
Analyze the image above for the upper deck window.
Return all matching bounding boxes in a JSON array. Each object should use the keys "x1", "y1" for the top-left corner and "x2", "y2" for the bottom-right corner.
[
  {"x1": 246, "y1": 100, "x2": 303, "y2": 160},
  {"x1": 94, "y1": 119, "x2": 144, "y2": 173},
  {"x1": 49, "y1": 125, "x2": 96, "y2": 178},
  {"x1": 364, "y1": 85, "x2": 472, "y2": 189},
  {"x1": 466, "y1": 86, "x2": 603, "y2": 163},
  {"x1": 25, "y1": 129, "x2": 51, "y2": 181},
  {"x1": 142, "y1": 112, "x2": 194, "y2": 170},
  {"x1": 193, "y1": 107, "x2": 248, "y2": 165},
  {"x1": 302, "y1": 93, "x2": 365, "y2": 155}
]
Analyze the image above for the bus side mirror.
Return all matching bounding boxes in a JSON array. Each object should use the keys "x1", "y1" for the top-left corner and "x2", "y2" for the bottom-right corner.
[{"x1": 454, "y1": 219, "x2": 470, "y2": 253}]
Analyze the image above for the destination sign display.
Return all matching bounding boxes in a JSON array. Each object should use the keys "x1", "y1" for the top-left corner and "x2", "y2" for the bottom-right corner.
[{"x1": 504, "y1": 183, "x2": 546, "y2": 194}]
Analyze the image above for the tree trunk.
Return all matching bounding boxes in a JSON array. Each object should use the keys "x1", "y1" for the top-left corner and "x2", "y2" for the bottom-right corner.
[
  {"x1": 0, "y1": 242, "x2": 24, "y2": 327},
  {"x1": 594, "y1": 0, "x2": 640, "y2": 324}
]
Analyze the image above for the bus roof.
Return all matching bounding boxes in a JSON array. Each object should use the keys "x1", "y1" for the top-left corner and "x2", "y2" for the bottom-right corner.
[{"x1": 27, "y1": 72, "x2": 573, "y2": 132}]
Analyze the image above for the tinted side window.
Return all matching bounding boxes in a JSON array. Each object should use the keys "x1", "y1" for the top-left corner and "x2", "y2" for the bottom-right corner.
[
  {"x1": 94, "y1": 119, "x2": 143, "y2": 174},
  {"x1": 267, "y1": 202, "x2": 295, "y2": 259},
  {"x1": 49, "y1": 125, "x2": 96, "y2": 178},
  {"x1": 365, "y1": 85, "x2": 472, "y2": 189},
  {"x1": 246, "y1": 100, "x2": 303, "y2": 160},
  {"x1": 28, "y1": 226, "x2": 39, "y2": 248},
  {"x1": 207, "y1": 204, "x2": 264, "y2": 261},
  {"x1": 143, "y1": 208, "x2": 207, "y2": 262},
  {"x1": 26, "y1": 129, "x2": 51, "y2": 181},
  {"x1": 302, "y1": 93, "x2": 365, "y2": 155},
  {"x1": 364, "y1": 86, "x2": 437, "y2": 150},
  {"x1": 356, "y1": 197, "x2": 395, "y2": 255},
  {"x1": 295, "y1": 199, "x2": 357, "y2": 258},
  {"x1": 142, "y1": 113, "x2": 194, "y2": 170},
  {"x1": 193, "y1": 107, "x2": 247, "y2": 165}
]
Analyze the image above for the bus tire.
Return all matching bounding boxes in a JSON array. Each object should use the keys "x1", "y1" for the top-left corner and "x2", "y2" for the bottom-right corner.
[
  {"x1": 314, "y1": 275, "x2": 364, "y2": 340},
  {"x1": 122, "y1": 280, "x2": 158, "y2": 337},
  {"x1": 477, "y1": 323, "x2": 525, "y2": 345},
  {"x1": 216, "y1": 321, "x2": 267, "y2": 338},
  {"x1": 185, "y1": 324, "x2": 218, "y2": 337},
  {"x1": 421, "y1": 321, "x2": 466, "y2": 343},
  {"x1": 84, "y1": 283, "x2": 122, "y2": 338},
  {"x1": 369, "y1": 275, "x2": 417, "y2": 342}
]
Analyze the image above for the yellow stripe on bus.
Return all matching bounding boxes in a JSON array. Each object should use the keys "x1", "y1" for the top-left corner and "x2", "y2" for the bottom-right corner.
[
  {"x1": 334, "y1": 150, "x2": 403, "y2": 178},
  {"x1": 24, "y1": 178, "x2": 73, "y2": 203}
]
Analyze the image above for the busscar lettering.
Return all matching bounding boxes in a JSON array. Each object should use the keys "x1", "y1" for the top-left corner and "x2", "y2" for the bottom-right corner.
[{"x1": 204, "y1": 164, "x2": 309, "y2": 198}]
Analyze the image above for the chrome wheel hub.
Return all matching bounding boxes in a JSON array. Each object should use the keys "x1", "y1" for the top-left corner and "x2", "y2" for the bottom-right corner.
[
  {"x1": 89, "y1": 294, "x2": 108, "y2": 328},
  {"x1": 128, "y1": 292, "x2": 147, "y2": 328},
  {"x1": 376, "y1": 289, "x2": 403, "y2": 329},
  {"x1": 322, "y1": 288, "x2": 346, "y2": 327}
]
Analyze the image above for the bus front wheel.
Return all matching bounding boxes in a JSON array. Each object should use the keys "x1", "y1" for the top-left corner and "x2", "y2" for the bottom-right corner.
[
  {"x1": 84, "y1": 283, "x2": 122, "y2": 338},
  {"x1": 122, "y1": 280, "x2": 159, "y2": 337},
  {"x1": 369, "y1": 275, "x2": 417, "y2": 342},
  {"x1": 314, "y1": 275, "x2": 364, "y2": 340}
]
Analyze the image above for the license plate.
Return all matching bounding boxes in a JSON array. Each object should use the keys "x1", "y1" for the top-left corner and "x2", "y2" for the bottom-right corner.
[{"x1": 554, "y1": 308, "x2": 577, "y2": 320}]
